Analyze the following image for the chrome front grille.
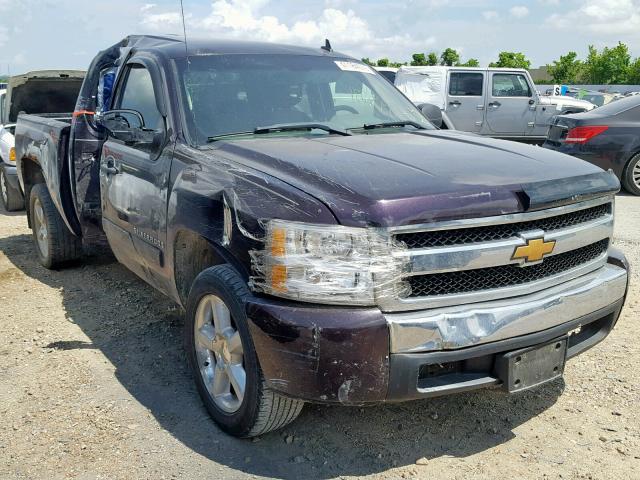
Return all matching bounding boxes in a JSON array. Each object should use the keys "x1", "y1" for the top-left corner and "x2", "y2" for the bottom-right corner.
[
  {"x1": 379, "y1": 197, "x2": 614, "y2": 312},
  {"x1": 407, "y1": 239, "x2": 609, "y2": 298},
  {"x1": 395, "y1": 203, "x2": 611, "y2": 249}
]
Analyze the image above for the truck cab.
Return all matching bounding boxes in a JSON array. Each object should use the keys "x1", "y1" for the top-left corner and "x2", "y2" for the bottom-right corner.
[{"x1": 395, "y1": 66, "x2": 596, "y2": 143}]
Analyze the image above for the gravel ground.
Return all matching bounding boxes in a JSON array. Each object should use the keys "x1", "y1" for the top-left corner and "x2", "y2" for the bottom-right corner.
[{"x1": 0, "y1": 194, "x2": 638, "y2": 480}]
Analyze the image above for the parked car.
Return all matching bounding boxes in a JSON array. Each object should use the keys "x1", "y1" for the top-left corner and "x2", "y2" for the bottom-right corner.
[
  {"x1": 564, "y1": 88, "x2": 622, "y2": 107},
  {"x1": 394, "y1": 66, "x2": 596, "y2": 143},
  {"x1": 543, "y1": 94, "x2": 640, "y2": 195},
  {"x1": 15, "y1": 35, "x2": 628, "y2": 437},
  {"x1": 0, "y1": 70, "x2": 85, "y2": 211}
]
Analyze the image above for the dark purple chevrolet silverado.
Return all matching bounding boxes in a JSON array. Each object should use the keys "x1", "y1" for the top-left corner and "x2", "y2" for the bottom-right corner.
[{"x1": 14, "y1": 36, "x2": 629, "y2": 437}]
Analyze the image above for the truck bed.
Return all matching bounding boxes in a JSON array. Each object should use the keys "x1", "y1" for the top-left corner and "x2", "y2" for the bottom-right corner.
[{"x1": 14, "y1": 113, "x2": 79, "y2": 234}]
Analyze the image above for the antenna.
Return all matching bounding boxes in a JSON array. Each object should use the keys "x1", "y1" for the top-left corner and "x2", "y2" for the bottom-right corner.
[
  {"x1": 179, "y1": 0, "x2": 189, "y2": 61},
  {"x1": 321, "y1": 39, "x2": 332, "y2": 52}
]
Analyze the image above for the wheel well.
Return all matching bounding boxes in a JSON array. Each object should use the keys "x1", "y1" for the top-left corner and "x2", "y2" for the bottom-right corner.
[
  {"x1": 174, "y1": 230, "x2": 225, "y2": 305},
  {"x1": 20, "y1": 158, "x2": 45, "y2": 226}
]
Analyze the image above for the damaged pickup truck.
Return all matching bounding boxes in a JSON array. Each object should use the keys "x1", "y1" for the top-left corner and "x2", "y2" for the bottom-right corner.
[{"x1": 15, "y1": 36, "x2": 630, "y2": 437}]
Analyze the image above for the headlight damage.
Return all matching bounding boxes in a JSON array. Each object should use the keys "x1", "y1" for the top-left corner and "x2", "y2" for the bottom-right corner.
[{"x1": 250, "y1": 220, "x2": 407, "y2": 305}]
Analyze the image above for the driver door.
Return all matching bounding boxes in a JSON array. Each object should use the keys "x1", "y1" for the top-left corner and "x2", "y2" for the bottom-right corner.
[
  {"x1": 99, "y1": 62, "x2": 174, "y2": 293},
  {"x1": 485, "y1": 72, "x2": 536, "y2": 135}
]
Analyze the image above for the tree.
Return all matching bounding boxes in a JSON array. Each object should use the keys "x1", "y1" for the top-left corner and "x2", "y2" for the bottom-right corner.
[
  {"x1": 410, "y1": 53, "x2": 428, "y2": 66},
  {"x1": 627, "y1": 57, "x2": 640, "y2": 84},
  {"x1": 361, "y1": 57, "x2": 374, "y2": 66},
  {"x1": 547, "y1": 51, "x2": 583, "y2": 83},
  {"x1": 376, "y1": 58, "x2": 390, "y2": 67},
  {"x1": 427, "y1": 53, "x2": 439, "y2": 66},
  {"x1": 581, "y1": 42, "x2": 631, "y2": 84},
  {"x1": 458, "y1": 58, "x2": 480, "y2": 67},
  {"x1": 489, "y1": 51, "x2": 531, "y2": 69},
  {"x1": 440, "y1": 48, "x2": 460, "y2": 66}
]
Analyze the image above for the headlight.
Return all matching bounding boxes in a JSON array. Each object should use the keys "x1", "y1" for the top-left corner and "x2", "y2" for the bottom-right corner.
[
  {"x1": 9, "y1": 147, "x2": 16, "y2": 163},
  {"x1": 251, "y1": 220, "x2": 401, "y2": 305}
]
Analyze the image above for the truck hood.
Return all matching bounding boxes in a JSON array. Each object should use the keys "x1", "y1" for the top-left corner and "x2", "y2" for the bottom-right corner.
[
  {"x1": 539, "y1": 95, "x2": 596, "y2": 111},
  {"x1": 209, "y1": 130, "x2": 618, "y2": 227},
  {"x1": 5, "y1": 70, "x2": 85, "y2": 123}
]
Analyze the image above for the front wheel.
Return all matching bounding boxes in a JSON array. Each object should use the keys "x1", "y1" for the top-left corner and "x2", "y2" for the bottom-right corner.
[
  {"x1": 622, "y1": 153, "x2": 640, "y2": 196},
  {"x1": 185, "y1": 265, "x2": 304, "y2": 437},
  {"x1": 0, "y1": 165, "x2": 24, "y2": 211},
  {"x1": 29, "y1": 184, "x2": 82, "y2": 268}
]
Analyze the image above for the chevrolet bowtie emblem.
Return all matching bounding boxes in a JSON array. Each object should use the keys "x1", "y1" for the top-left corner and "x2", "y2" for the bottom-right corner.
[{"x1": 512, "y1": 238, "x2": 556, "y2": 263}]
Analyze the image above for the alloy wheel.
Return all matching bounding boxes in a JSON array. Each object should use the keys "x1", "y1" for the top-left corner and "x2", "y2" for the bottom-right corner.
[
  {"x1": 33, "y1": 197, "x2": 48, "y2": 257},
  {"x1": 194, "y1": 294, "x2": 246, "y2": 413},
  {"x1": 634, "y1": 160, "x2": 640, "y2": 189}
]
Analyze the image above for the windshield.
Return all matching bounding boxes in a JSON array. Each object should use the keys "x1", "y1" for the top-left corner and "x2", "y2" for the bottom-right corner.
[{"x1": 179, "y1": 54, "x2": 432, "y2": 144}]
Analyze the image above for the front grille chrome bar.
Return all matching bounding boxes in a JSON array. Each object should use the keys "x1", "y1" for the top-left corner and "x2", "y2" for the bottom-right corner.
[
  {"x1": 395, "y1": 213, "x2": 613, "y2": 276},
  {"x1": 377, "y1": 196, "x2": 615, "y2": 313}
]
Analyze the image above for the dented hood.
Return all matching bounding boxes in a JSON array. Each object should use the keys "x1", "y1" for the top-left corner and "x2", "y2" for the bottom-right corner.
[{"x1": 210, "y1": 130, "x2": 618, "y2": 227}]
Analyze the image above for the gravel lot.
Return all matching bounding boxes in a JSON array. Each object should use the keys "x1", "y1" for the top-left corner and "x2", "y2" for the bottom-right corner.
[{"x1": 0, "y1": 194, "x2": 638, "y2": 480}]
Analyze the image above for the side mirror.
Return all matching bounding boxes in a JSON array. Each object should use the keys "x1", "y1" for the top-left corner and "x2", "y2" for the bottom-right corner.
[
  {"x1": 99, "y1": 109, "x2": 146, "y2": 143},
  {"x1": 417, "y1": 103, "x2": 443, "y2": 128}
]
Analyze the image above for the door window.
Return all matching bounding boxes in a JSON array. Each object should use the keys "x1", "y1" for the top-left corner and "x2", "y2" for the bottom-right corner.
[
  {"x1": 449, "y1": 72, "x2": 483, "y2": 96},
  {"x1": 117, "y1": 65, "x2": 163, "y2": 131},
  {"x1": 492, "y1": 74, "x2": 531, "y2": 97}
]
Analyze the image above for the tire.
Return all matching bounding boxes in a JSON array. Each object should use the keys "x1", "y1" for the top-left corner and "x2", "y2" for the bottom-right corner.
[
  {"x1": 622, "y1": 153, "x2": 640, "y2": 196},
  {"x1": 29, "y1": 183, "x2": 82, "y2": 269},
  {"x1": 185, "y1": 265, "x2": 304, "y2": 437},
  {"x1": 0, "y1": 165, "x2": 24, "y2": 212}
]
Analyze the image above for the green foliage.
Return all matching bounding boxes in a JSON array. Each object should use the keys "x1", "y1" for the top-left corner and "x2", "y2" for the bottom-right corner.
[
  {"x1": 376, "y1": 58, "x2": 390, "y2": 67},
  {"x1": 440, "y1": 48, "x2": 460, "y2": 66},
  {"x1": 361, "y1": 58, "x2": 374, "y2": 66},
  {"x1": 628, "y1": 58, "x2": 640, "y2": 84},
  {"x1": 458, "y1": 58, "x2": 480, "y2": 67},
  {"x1": 581, "y1": 42, "x2": 631, "y2": 84},
  {"x1": 547, "y1": 51, "x2": 583, "y2": 83},
  {"x1": 546, "y1": 42, "x2": 639, "y2": 84},
  {"x1": 489, "y1": 51, "x2": 531, "y2": 69},
  {"x1": 427, "y1": 53, "x2": 439, "y2": 66},
  {"x1": 410, "y1": 53, "x2": 427, "y2": 66}
]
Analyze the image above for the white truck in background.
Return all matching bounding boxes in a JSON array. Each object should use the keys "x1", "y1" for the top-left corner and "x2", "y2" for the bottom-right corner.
[
  {"x1": 394, "y1": 66, "x2": 596, "y2": 143},
  {"x1": 0, "y1": 70, "x2": 85, "y2": 211}
]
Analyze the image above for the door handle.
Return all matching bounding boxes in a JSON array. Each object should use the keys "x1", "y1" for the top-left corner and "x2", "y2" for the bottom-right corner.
[
  {"x1": 448, "y1": 100, "x2": 461, "y2": 106},
  {"x1": 476, "y1": 105, "x2": 485, "y2": 110},
  {"x1": 489, "y1": 101, "x2": 501, "y2": 108},
  {"x1": 100, "y1": 164, "x2": 120, "y2": 176}
]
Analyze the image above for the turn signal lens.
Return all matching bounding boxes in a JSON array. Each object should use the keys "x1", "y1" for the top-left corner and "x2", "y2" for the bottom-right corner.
[
  {"x1": 564, "y1": 125, "x2": 608, "y2": 144},
  {"x1": 270, "y1": 264, "x2": 288, "y2": 292},
  {"x1": 9, "y1": 147, "x2": 16, "y2": 163},
  {"x1": 270, "y1": 227, "x2": 286, "y2": 257}
]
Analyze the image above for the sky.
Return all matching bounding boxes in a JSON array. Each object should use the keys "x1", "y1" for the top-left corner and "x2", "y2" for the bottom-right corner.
[{"x1": 0, "y1": 0, "x2": 639, "y2": 75}]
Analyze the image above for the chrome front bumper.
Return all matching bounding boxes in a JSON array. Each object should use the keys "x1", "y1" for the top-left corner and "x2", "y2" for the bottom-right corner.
[{"x1": 386, "y1": 263, "x2": 628, "y2": 353}]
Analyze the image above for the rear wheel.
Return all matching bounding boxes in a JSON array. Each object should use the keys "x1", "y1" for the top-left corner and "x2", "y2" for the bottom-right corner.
[
  {"x1": 185, "y1": 265, "x2": 304, "y2": 437},
  {"x1": 29, "y1": 184, "x2": 82, "y2": 268},
  {"x1": 0, "y1": 165, "x2": 24, "y2": 211},
  {"x1": 622, "y1": 153, "x2": 640, "y2": 196}
]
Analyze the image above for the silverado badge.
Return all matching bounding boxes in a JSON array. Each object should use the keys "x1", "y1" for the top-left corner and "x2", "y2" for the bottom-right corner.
[{"x1": 512, "y1": 238, "x2": 556, "y2": 264}]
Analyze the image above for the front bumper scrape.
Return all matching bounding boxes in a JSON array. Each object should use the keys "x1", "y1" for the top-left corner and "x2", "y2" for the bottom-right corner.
[{"x1": 386, "y1": 263, "x2": 627, "y2": 354}]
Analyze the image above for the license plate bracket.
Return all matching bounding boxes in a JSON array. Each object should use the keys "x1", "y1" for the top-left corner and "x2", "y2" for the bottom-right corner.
[{"x1": 495, "y1": 337, "x2": 567, "y2": 393}]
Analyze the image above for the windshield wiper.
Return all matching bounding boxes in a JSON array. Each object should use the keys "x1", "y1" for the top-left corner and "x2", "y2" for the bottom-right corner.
[
  {"x1": 254, "y1": 123, "x2": 351, "y2": 136},
  {"x1": 207, "y1": 131, "x2": 254, "y2": 142},
  {"x1": 207, "y1": 123, "x2": 351, "y2": 143},
  {"x1": 360, "y1": 121, "x2": 426, "y2": 131}
]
